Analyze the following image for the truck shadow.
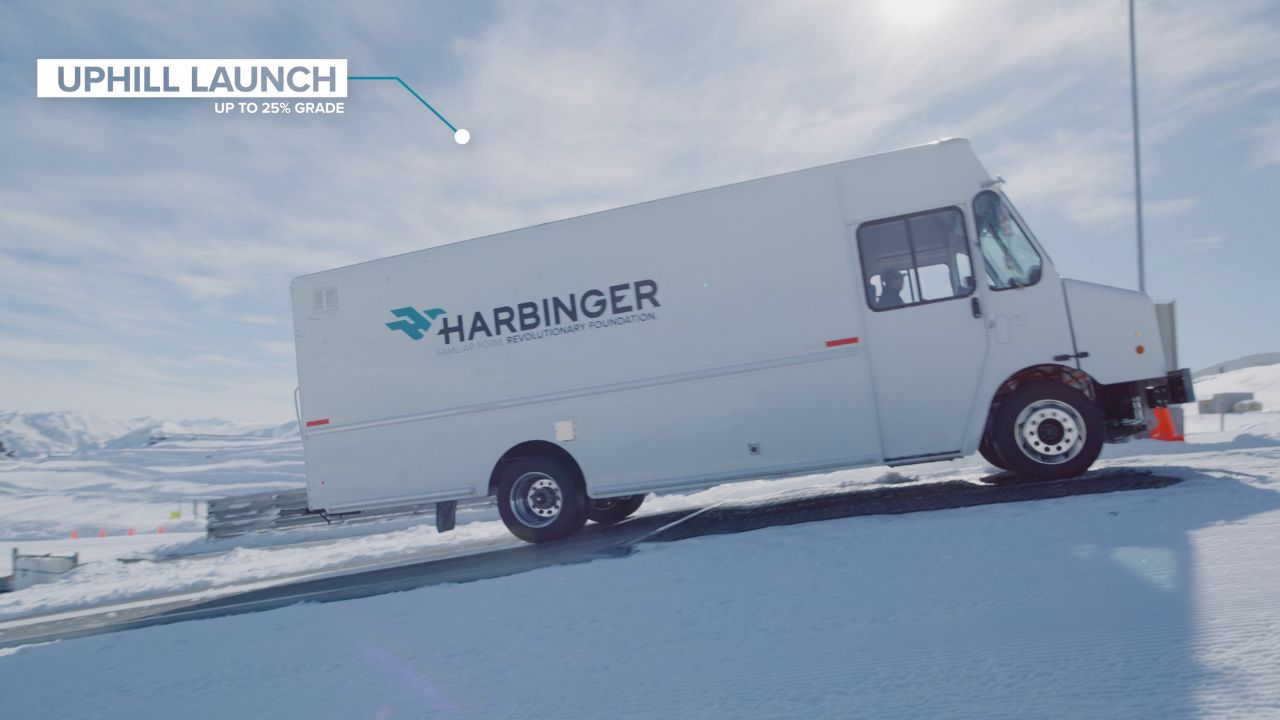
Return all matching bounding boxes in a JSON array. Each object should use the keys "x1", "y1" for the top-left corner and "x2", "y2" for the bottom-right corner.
[{"x1": 640, "y1": 467, "x2": 1179, "y2": 542}]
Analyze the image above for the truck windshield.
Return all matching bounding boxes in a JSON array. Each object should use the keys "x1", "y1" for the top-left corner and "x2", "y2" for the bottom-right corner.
[{"x1": 973, "y1": 190, "x2": 1042, "y2": 290}]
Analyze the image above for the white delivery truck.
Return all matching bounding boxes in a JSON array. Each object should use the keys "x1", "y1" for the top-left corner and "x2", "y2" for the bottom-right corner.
[{"x1": 291, "y1": 138, "x2": 1193, "y2": 543}]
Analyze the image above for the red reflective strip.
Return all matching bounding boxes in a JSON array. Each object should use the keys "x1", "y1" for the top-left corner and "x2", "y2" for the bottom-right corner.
[
  {"x1": 306, "y1": 418, "x2": 330, "y2": 428},
  {"x1": 825, "y1": 337, "x2": 859, "y2": 348}
]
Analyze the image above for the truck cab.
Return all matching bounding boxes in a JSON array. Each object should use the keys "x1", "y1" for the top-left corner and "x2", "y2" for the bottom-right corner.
[{"x1": 851, "y1": 159, "x2": 1191, "y2": 478}]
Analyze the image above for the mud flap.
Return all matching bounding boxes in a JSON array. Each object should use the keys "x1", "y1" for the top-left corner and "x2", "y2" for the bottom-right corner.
[{"x1": 435, "y1": 500, "x2": 457, "y2": 533}]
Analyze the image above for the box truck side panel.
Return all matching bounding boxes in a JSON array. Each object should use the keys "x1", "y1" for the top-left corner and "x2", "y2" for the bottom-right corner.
[
  {"x1": 293, "y1": 163, "x2": 891, "y2": 510},
  {"x1": 303, "y1": 349, "x2": 876, "y2": 511}
]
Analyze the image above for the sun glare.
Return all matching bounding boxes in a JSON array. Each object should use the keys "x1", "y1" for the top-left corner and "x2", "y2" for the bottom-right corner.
[{"x1": 874, "y1": 0, "x2": 951, "y2": 31}]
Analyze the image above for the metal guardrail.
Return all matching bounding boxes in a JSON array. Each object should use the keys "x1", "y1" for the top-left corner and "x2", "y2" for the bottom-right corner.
[{"x1": 206, "y1": 489, "x2": 491, "y2": 539}]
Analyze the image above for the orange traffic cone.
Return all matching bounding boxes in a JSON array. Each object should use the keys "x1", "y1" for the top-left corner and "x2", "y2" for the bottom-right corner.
[{"x1": 1151, "y1": 407, "x2": 1183, "y2": 442}]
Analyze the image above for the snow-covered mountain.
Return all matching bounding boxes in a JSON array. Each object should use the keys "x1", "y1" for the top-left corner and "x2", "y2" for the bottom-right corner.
[
  {"x1": 0, "y1": 411, "x2": 297, "y2": 459},
  {"x1": 1194, "y1": 352, "x2": 1280, "y2": 378},
  {"x1": 0, "y1": 411, "x2": 147, "y2": 459},
  {"x1": 102, "y1": 417, "x2": 298, "y2": 452}
]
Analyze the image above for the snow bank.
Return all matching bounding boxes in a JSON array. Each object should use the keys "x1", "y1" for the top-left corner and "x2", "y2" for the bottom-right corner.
[
  {"x1": 1194, "y1": 361, "x2": 1280, "y2": 412},
  {"x1": 0, "y1": 521, "x2": 514, "y2": 620}
]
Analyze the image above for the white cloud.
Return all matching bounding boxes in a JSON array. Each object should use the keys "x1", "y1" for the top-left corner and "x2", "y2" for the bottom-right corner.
[
  {"x1": 1183, "y1": 235, "x2": 1225, "y2": 250},
  {"x1": 1248, "y1": 116, "x2": 1280, "y2": 167},
  {"x1": 1136, "y1": 0, "x2": 1280, "y2": 124},
  {"x1": 1146, "y1": 197, "x2": 1196, "y2": 218},
  {"x1": 238, "y1": 314, "x2": 281, "y2": 326},
  {"x1": 985, "y1": 128, "x2": 1136, "y2": 225},
  {"x1": 257, "y1": 341, "x2": 295, "y2": 357},
  {"x1": 191, "y1": 354, "x2": 255, "y2": 368}
]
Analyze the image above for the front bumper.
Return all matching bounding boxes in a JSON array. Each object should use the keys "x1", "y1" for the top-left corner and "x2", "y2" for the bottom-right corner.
[
  {"x1": 1166, "y1": 368, "x2": 1195, "y2": 405},
  {"x1": 1144, "y1": 368, "x2": 1195, "y2": 408},
  {"x1": 1102, "y1": 368, "x2": 1195, "y2": 442}
]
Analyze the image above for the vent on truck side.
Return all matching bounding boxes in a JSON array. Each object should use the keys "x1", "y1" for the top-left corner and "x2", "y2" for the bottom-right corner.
[{"x1": 311, "y1": 285, "x2": 339, "y2": 315}]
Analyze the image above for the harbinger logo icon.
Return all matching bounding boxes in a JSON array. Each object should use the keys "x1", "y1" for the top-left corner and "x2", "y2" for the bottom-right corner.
[{"x1": 386, "y1": 307, "x2": 446, "y2": 341}]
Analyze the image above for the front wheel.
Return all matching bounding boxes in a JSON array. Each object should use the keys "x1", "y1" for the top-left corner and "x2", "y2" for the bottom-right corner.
[
  {"x1": 496, "y1": 456, "x2": 588, "y2": 543},
  {"x1": 977, "y1": 438, "x2": 1008, "y2": 471},
  {"x1": 990, "y1": 381, "x2": 1104, "y2": 481},
  {"x1": 587, "y1": 494, "x2": 645, "y2": 524}
]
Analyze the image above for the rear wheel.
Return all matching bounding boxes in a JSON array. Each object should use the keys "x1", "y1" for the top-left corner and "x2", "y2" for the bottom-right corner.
[
  {"x1": 991, "y1": 381, "x2": 1103, "y2": 481},
  {"x1": 496, "y1": 456, "x2": 588, "y2": 543},
  {"x1": 587, "y1": 494, "x2": 645, "y2": 524}
]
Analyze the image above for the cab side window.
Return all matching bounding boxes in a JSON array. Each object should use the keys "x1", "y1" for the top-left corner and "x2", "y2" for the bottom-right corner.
[
  {"x1": 973, "y1": 190, "x2": 1042, "y2": 290},
  {"x1": 857, "y1": 207, "x2": 974, "y2": 311}
]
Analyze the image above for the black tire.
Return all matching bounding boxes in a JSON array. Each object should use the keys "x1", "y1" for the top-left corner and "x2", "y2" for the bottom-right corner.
[
  {"x1": 991, "y1": 381, "x2": 1104, "y2": 481},
  {"x1": 496, "y1": 455, "x2": 588, "y2": 543},
  {"x1": 977, "y1": 437, "x2": 1008, "y2": 470},
  {"x1": 587, "y1": 494, "x2": 645, "y2": 524}
]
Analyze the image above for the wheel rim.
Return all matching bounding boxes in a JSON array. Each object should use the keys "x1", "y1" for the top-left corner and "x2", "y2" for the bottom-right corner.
[
  {"x1": 1013, "y1": 399, "x2": 1086, "y2": 465},
  {"x1": 510, "y1": 472, "x2": 563, "y2": 528}
]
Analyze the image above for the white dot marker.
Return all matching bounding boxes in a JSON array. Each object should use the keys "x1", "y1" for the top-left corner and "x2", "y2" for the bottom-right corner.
[{"x1": 454, "y1": 128, "x2": 470, "y2": 145}]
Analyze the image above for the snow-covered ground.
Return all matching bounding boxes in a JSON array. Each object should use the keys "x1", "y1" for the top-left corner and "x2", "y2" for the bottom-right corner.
[
  {"x1": 1, "y1": 364, "x2": 1278, "y2": 717},
  {"x1": 0, "y1": 414, "x2": 301, "y2": 543}
]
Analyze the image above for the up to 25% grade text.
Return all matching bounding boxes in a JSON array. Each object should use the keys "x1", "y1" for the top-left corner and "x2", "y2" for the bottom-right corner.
[{"x1": 213, "y1": 101, "x2": 345, "y2": 115}]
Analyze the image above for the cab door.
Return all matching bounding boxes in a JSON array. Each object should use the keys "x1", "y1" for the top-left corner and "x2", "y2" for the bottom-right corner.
[
  {"x1": 970, "y1": 189, "x2": 1078, "y2": 391},
  {"x1": 854, "y1": 206, "x2": 991, "y2": 462}
]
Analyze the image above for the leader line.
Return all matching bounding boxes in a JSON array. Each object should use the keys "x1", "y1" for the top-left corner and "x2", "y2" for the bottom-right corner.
[{"x1": 349, "y1": 75, "x2": 469, "y2": 144}]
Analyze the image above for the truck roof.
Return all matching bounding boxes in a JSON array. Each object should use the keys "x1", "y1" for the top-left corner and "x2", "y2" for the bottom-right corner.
[{"x1": 291, "y1": 137, "x2": 983, "y2": 284}]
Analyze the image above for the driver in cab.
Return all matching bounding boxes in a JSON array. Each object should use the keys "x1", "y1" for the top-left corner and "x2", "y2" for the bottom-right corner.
[{"x1": 875, "y1": 266, "x2": 907, "y2": 309}]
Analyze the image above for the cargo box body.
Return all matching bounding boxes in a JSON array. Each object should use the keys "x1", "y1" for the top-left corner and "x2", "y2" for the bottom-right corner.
[{"x1": 291, "y1": 139, "x2": 1184, "y2": 516}]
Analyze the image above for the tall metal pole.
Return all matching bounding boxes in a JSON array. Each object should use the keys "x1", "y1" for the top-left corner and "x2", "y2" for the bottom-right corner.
[{"x1": 1129, "y1": 0, "x2": 1146, "y2": 293}]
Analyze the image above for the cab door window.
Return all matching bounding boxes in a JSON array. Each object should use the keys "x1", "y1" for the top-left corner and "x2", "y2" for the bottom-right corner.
[
  {"x1": 857, "y1": 207, "x2": 974, "y2": 311},
  {"x1": 973, "y1": 190, "x2": 1042, "y2": 290}
]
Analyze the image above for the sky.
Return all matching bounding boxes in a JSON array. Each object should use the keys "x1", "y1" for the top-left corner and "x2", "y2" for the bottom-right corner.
[{"x1": 1, "y1": 0, "x2": 1278, "y2": 421}]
